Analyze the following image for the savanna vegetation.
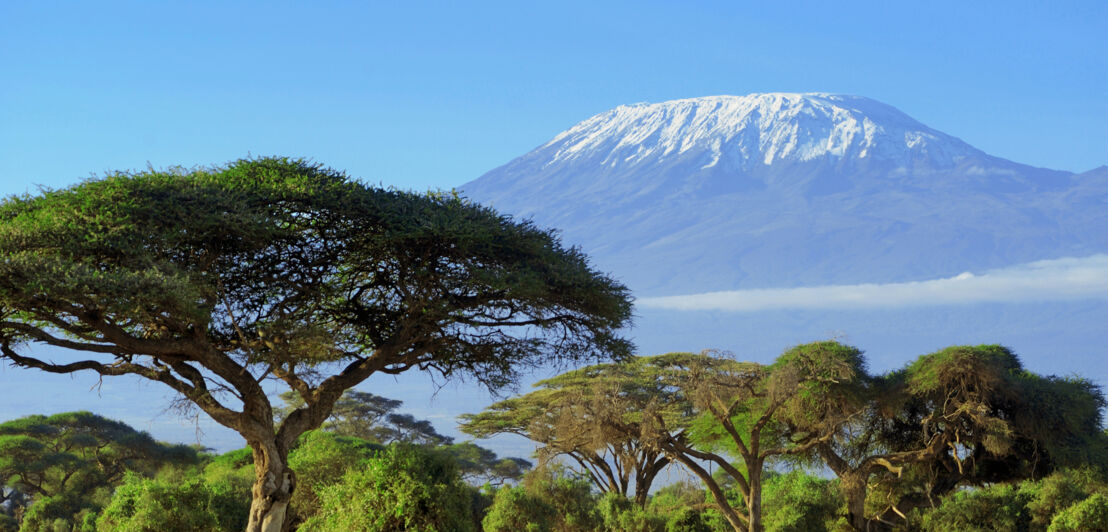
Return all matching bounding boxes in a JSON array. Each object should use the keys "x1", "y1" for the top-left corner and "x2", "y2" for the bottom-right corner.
[{"x1": 2, "y1": 159, "x2": 1105, "y2": 531}]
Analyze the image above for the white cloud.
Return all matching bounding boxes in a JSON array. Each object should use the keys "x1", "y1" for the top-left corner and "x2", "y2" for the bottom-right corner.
[{"x1": 638, "y1": 255, "x2": 1108, "y2": 312}]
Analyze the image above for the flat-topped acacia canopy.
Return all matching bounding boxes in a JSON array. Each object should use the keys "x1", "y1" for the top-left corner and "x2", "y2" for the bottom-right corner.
[{"x1": 0, "y1": 157, "x2": 633, "y2": 532}]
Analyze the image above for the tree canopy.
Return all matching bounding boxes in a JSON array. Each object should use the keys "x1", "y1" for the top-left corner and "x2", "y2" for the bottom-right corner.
[
  {"x1": 460, "y1": 358, "x2": 672, "y2": 507},
  {"x1": 0, "y1": 157, "x2": 633, "y2": 531}
]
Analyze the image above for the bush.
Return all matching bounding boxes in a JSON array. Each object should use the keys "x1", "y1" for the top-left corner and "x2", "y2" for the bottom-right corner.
[
  {"x1": 523, "y1": 466, "x2": 602, "y2": 531},
  {"x1": 761, "y1": 471, "x2": 843, "y2": 532},
  {"x1": 1049, "y1": 493, "x2": 1108, "y2": 532},
  {"x1": 95, "y1": 472, "x2": 248, "y2": 532},
  {"x1": 483, "y1": 487, "x2": 557, "y2": 532},
  {"x1": 663, "y1": 507, "x2": 713, "y2": 532},
  {"x1": 1026, "y1": 467, "x2": 1108, "y2": 529},
  {"x1": 299, "y1": 444, "x2": 474, "y2": 532},
  {"x1": 596, "y1": 492, "x2": 665, "y2": 532},
  {"x1": 484, "y1": 466, "x2": 602, "y2": 532},
  {"x1": 286, "y1": 430, "x2": 380, "y2": 524},
  {"x1": 921, "y1": 484, "x2": 1032, "y2": 532},
  {"x1": 16, "y1": 495, "x2": 97, "y2": 532}
]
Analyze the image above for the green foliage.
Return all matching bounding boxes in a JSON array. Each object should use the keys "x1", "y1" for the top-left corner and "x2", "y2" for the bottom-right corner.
[
  {"x1": 596, "y1": 492, "x2": 665, "y2": 532},
  {"x1": 482, "y1": 487, "x2": 558, "y2": 532},
  {"x1": 761, "y1": 471, "x2": 843, "y2": 532},
  {"x1": 769, "y1": 341, "x2": 868, "y2": 434},
  {"x1": 0, "y1": 412, "x2": 195, "y2": 497},
  {"x1": 95, "y1": 472, "x2": 248, "y2": 532},
  {"x1": 443, "y1": 441, "x2": 532, "y2": 486},
  {"x1": 286, "y1": 430, "x2": 381, "y2": 524},
  {"x1": 483, "y1": 466, "x2": 601, "y2": 532},
  {"x1": 1048, "y1": 493, "x2": 1108, "y2": 532},
  {"x1": 921, "y1": 484, "x2": 1033, "y2": 532},
  {"x1": 0, "y1": 157, "x2": 632, "y2": 392},
  {"x1": 523, "y1": 466, "x2": 603, "y2": 531},
  {"x1": 663, "y1": 508, "x2": 714, "y2": 532},
  {"x1": 1023, "y1": 468, "x2": 1099, "y2": 528},
  {"x1": 0, "y1": 412, "x2": 196, "y2": 531},
  {"x1": 461, "y1": 357, "x2": 671, "y2": 502},
  {"x1": 299, "y1": 444, "x2": 474, "y2": 532},
  {"x1": 16, "y1": 495, "x2": 97, "y2": 532},
  {"x1": 278, "y1": 390, "x2": 456, "y2": 446}
]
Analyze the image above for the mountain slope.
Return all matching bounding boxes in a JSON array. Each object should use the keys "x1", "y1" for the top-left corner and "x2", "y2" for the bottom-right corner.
[{"x1": 462, "y1": 93, "x2": 1104, "y2": 295}]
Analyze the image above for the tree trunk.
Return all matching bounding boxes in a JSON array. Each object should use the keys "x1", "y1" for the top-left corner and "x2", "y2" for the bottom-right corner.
[
  {"x1": 246, "y1": 440, "x2": 296, "y2": 532},
  {"x1": 747, "y1": 465, "x2": 764, "y2": 532},
  {"x1": 841, "y1": 473, "x2": 878, "y2": 532},
  {"x1": 671, "y1": 454, "x2": 748, "y2": 531},
  {"x1": 633, "y1": 481, "x2": 649, "y2": 508}
]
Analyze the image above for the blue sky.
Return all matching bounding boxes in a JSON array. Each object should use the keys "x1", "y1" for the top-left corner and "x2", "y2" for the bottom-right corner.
[{"x1": 1, "y1": 1, "x2": 1105, "y2": 198}]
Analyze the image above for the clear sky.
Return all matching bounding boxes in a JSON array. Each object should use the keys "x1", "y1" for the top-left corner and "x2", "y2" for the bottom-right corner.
[{"x1": 1, "y1": 0, "x2": 1105, "y2": 199}]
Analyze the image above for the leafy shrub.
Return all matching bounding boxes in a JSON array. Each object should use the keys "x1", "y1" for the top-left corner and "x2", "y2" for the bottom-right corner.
[
  {"x1": 483, "y1": 487, "x2": 557, "y2": 532},
  {"x1": 484, "y1": 466, "x2": 602, "y2": 532},
  {"x1": 921, "y1": 484, "x2": 1032, "y2": 532},
  {"x1": 523, "y1": 466, "x2": 602, "y2": 531},
  {"x1": 761, "y1": 471, "x2": 843, "y2": 532},
  {"x1": 1026, "y1": 467, "x2": 1108, "y2": 529},
  {"x1": 299, "y1": 444, "x2": 474, "y2": 532},
  {"x1": 662, "y1": 507, "x2": 714, "y2": 532},
  {"x1": 1049, "y1": 493, "x2": 1108, "y2": 532},
  {"x1": 16, "y1": 495, "x2": 97, "y2": 532},
  {"x1": 596, "y1": 492, "x2": 665, "y2": 532},
  {"x1": 286, "y1": 430, "x2": 380, "y2": 524},
  {"x1": 95, "y1": 472, "x2": 248, "y2": 532}
]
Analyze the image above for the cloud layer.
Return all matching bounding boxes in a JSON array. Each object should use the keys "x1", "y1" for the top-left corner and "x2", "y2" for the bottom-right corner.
[{"x1": 638, "y1": 255, "x2": 1108, "y2": 312}]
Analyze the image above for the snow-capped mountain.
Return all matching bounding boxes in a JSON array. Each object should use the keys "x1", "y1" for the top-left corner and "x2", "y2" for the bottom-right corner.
[
  {"x1": 463, "y1": 93, "x2": 1106, "y2": 295},
  {"x1": 541, "y1": 93, "x2": 978, "y2": 169}
]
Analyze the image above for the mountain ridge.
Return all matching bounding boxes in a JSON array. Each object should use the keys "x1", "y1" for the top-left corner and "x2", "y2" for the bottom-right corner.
[{"x1": 462, "y1": 93, "x2": 1105, "y2": 295}]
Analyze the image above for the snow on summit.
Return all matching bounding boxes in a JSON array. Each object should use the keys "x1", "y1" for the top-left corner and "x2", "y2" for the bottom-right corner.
[{"x1": 544, "y1": 93, "x2": 980, "y2": 168}]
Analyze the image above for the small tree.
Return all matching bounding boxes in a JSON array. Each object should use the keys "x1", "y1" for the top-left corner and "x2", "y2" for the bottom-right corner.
[
  {"x1": 276, "y1": 390, "x2": 453, "y2": 445},
  {"x1": 0, "y1": 158, "x2": 632, "y2": 531},
  {"x1": 461, "y1": 361, "x2": 671, "y2": 507},
  {"x1": 442, "y1": 441, "x2": 532, "y2": 486}
]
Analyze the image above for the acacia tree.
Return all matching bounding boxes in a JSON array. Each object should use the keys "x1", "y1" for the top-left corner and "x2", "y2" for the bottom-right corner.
[
  {"x1": 810, "y1": 345, "x2": 1108, "y2": 531},
  {"x1": 597, "y1": 342, "x2": 868, "y2": 532},
  {"x1": 0, "y1": 158, "x2": 632, "y2": 532},
  {"x1": 276, "y1": 390, "x2": 453, "y2": 445},
  {"x1": 460, "y1": 361, "x2": 672, "y2": 507}
]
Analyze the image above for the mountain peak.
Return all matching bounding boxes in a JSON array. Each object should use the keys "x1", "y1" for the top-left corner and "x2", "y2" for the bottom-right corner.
[
  {"x1": 542, "y1": 93, "x2": 979, "y2": 169},
  {"x1": 462, "y1": 93, "x2": 1088, "y2": 294}
]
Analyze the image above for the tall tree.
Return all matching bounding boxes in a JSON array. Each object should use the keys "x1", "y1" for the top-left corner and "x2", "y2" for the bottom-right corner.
[{"x1": 0, "y1": 158, "x2": 632, "y2": 532}]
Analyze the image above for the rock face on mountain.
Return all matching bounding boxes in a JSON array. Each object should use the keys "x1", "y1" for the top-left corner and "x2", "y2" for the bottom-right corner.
[{"x1": 462, "y1": 93, "x2": 1107, "y2": 295}]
